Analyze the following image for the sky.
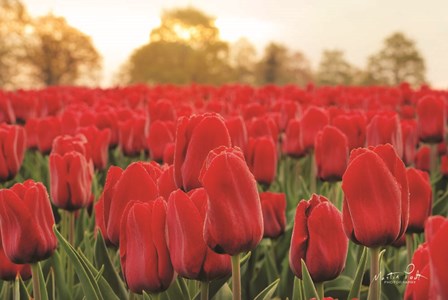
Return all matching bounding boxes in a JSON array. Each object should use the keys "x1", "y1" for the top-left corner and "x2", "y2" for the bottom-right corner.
[{"x1": 22, "y1": 0, "x2": 448, "y2": 88}]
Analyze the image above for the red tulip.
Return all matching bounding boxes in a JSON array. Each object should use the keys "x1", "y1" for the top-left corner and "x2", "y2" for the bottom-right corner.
[
  {"x1": 78, "y1": 126, "x2": 111, "y2": 170},
  {"x1": 199, "y1": 146, "x2": 263, "y2": 255},
  {"x1": 0, "y1": 124, "x2": 26, "y2": 182},
  {"x1": 246, "y1": 137, "x2": 278, "y2": 186},
  {"x1": 147, "y1": 99, "x2": 177, "y2": 124},
  {"x1": 260, "y1": 192, "x2": 286, "y2": 239},
  {"x1": 166, "y1": 189, "x2": 231, "y2": 281},
  {"x1": 282, "y1": 119, "x2": 306, "y2": 158},
  {"x1": 163, "y1": 143, "x2": 175, "y2": 165},
  {"x1": 174, "y1": 113, "x2": 231, "y2": 191},
  {"x1": 118, "y1": 116, "x2": 146, "y2": 156},
  {"x1": 332, "y1": 113, "x2": 366, "y2": 150},
  {"x1": 157, "y1": 165, "x2": 177, "y2": 201},
  {"x1": 147, "y1": 121, "x2": 175, "y2": 162},
  {"x1": 27, "y1": 117, "x2": 61, "y2": 154},
  {"x1": 314, "y1": 125, "x2": 348, "y2": 182},
  {"x1": 441, "y1": 155, "x2": 448, "y2": 177},
  {"x1": 104, "y1": 162, "x2": 161, "y2": 246},
  {"x1": 401, "y1": 120, "x2": 418, "y2": 166},
  {"x1": 404, "y1": 243, "x2": 430, "y2": 300},
  {"x1": 289, "y1": 194, "x2": 348, "y2": 283},
  {"x1": 0, "y1": 180, "x2": 57, "y2": 263},
  {"x1": 415, "y1": 146, "x2": 430, "y2": 173},
  {"x1": 225, "y1": 116, "x2": 248, "y2": 153},
  {"x1": 246, "y1": 115, "x2": 279, "y2": 142},
  {"x1": 300, "y1": 106, "x2": 329, "y2": 152},
  {"x1": 0, "y1": 92, "x2": 15, "y2": 124},
  {"x1": 0, "y1": 237, "x2": 31, "y2": 281},
  {"x1": 342, "y1": 144, "x2": 409, "y2": 247},
  {"x1": 426, "y1": 216, "x2": 448, "y2": 299},
  {"x1": 49, "y1": 135, "x2": 93, "y2": 211},
  {"x1": 417, "y1": 95, "x2": 445, "y2": 143},
  {"x1": 406, "y1": 168, "x2": 432, "y2": 233},
  {"x1": 120, "y1": 198, "x2": 175, "y2": 294},
  {"x1": 366, "y1": 112, "x2": 403, "y2": 159}
]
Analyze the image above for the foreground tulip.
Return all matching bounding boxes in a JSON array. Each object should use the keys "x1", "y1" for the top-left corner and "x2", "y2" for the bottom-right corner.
[
  {"x1": 0, "y1": 123, "x2": 26, "y2": 182},
  {"x1": 174, "y1": 113, "x2": 231, "y2": 191},
  {"x1": 246, "y1": 137, "x2": 278, "y2": 186},
  {"x1": 0, "y1": 180, "x2": 57, "y2": 264},
  {"x1": 404, "y1": 244, "x2": 430, "y2": 300},
  {"x1": 200, "y1": 146, "x2": 263, "y2": 300},
  {"x1": 314, "y1": 126, "x2": 348, "y2": 182},
  {"x1": 104, "y1": 162, "x2": 161, "y2": 246},
  {"x1": 0, "y1": 237, "x2": 31, "y2": 281},
  {"x1": 406, "y1": 168, "x2": 432, "y2": 233},
  {"x1": 166, "y1": 189, "x2": 231, "y2": 282},
  {"x1": 342, "y1": 143, "x2": 409, "y2": 247},
  {"x1": 426, "y1": 216, "x2": 448, "y2": 299},
  {"x1": 289, "y1": 194, "x2": 348, "y2": 284},
  {"x1": 120, "y1": 198, "x2": 175, "y2": 294},
  {"x1": 342, "y1": 143, "x2": 409, "y2": 300},
  {"x1": 200, "y1": 146, "x2": 263, "y2": 255},
  {"x1": 417, "y1": 95, "x2": 445, "y2": 143},
  {"x1": 260, "y1": 192, "x2": 286, "y2": 239}
]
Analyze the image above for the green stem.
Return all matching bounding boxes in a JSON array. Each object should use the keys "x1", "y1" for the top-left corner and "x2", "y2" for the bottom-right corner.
[
  {"x1": 201, "y1": 281, "x2": 210, "y2": 300},
  {"x1": 231, "y1": 254, "x2": 241, "y2": 300},
  {"x1": 14, "y1": 277, "x2": 20, "y2": 300},
  {"x1": 31, "y1": 263, "x2": 42, "y2": 300},
  {"x1": 369, "y1": 247, "x2": 381, "y2": 300},
  {"x1": 406, "y1": 234, "x2": 414, "y2": 265},
  {"x1": 315, "y1": 282, "x2": 324, "y2": 299},
  {"x1": 67, "y1": 211, "x2": 75, "y2": 288},
  {"x1": 129, "y1": 292, "x2": 135, "y2": 300},
  {"x1": 310, "y1": 150, "x2": 317, "y2": 194}
]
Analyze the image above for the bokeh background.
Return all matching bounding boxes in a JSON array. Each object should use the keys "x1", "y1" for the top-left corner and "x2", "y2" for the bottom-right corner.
[{"x1": 1, "y1": 0, "x2": 447, "y2": 89}]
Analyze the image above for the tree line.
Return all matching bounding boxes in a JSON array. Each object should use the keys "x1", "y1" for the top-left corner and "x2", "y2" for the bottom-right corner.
[{"x1": 0, "y1": 1, "x2": 426, "y2": 89}]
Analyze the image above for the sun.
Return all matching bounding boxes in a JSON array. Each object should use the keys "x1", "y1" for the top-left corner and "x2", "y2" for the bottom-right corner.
[{"x1": 215, "y1": 17, "x2": 275, "y2": 44}]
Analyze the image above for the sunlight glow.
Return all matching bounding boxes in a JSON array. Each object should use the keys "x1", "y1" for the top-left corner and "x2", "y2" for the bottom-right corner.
[{"x1": 215, "y1": 17, "x2": 275, "y2": 45}]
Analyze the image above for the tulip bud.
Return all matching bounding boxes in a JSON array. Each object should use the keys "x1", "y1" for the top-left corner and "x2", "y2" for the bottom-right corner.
[
  {"x1": 404, "y1": 243, "x2": 430, "y2": 300},
  {"x1": 332, "y1": 113, "x2": 367, "y2": 150},
  {"x1": 289, "y1": 194, "x2": 348, "y2": 283},
  {"x1": 147, "y1": 121, "x2": 175, "y2": 162},
  {"x1": 342, "y1": 144, "x2": 409, "y2": 247},
  {"x1": 282, "y1": 119, "x2": 306, "y2": 158},
  {"x1": 415, "y1": 146, "x2": 430, "y2": 173},
  {"x1": 104, "y1": 162, "x2": 161, "y2": 246},
  {"x1": 120, "y1": 198, "x2": 175, "y2": 294},
  {"x1": 174, "y1": 113, "x2": 231, "y2": 191},
  {"x1": 78, "y1": 126, "x2": 111, "y2": 170},
  {"x1": 0, "y1": 124, "x2": 26, "y2": 182},
  {"x1": 314, "y1": 126, "x2": 348, "y2": 182},
  {"x1": 199, "y1": 146, "x2": 263, "y2": 255},
  {"x1": 246, "y1": 137, "x2": 278, "y2": 186},
  {"x1": 417, "y1": 95, "x2": 445, "y2": 143},
  {"x1": 406, "y1": 168, "x2": 432, "y2": 233},
  {"x1": 166, "y1": 189, "x2": 231, "y2": 281},
  {"x1": 300, "y1": 107, "x2": 329, "y2": 152},
  {"x1": 366, "y1": 113, "x2": 403, "y2": 159},
  {"x1": 260, "y1": 192, "x2": 286, "y2": 239},
  {"x1": 0, "y1": 180, "x2": 57, "y2": 263}
]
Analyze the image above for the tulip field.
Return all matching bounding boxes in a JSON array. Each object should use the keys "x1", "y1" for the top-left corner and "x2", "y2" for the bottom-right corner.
[{"x1": 0, "y1": 83, "x2": 447, "y2": 300}]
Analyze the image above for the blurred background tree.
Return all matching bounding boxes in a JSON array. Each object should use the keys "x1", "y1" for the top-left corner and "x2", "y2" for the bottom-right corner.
[
  {"x1": 363, "y1": 32, "x2": 426, "y2": 86},
  {"x1": 0, "y1": 0, "x2": 31, "y2": 89},
  {"x1": 229, "y1": 38, "x2": 257, "y2": 84},
  {"x1": 255, "y1": 42, "x2": 313, "y2": 86},
  {"x1": 126, "y1": 7, "x2": 232, "y2": 85},
  {"x1": 26, "y1": 14, "x2": 101, "y2": 86},
  {"x1": 316, "y1": 50, "x2": 356, "y2": 86}
]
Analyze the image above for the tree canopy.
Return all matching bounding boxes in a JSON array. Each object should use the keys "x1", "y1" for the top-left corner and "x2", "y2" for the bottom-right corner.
[
  {"x1": 364, "y1": 32, "x2": 426, "y2": 86},
  {"x1": 316, "y1": 50, "x2": 356, "y2": 86}
]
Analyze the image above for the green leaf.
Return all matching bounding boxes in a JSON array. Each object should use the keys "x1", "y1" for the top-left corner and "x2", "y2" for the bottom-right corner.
[
  {"x1": 94, "y1": 231, "x2": 128, "y2": 300},
  {"x1": 53, "y1": 225, "x2": 102, "y2": 300},
  {"x1": 347, "y1": 246, "x2": 368, "y2": 300},
  {"x1": 19, "y1": 276, "x2": 31, "y2": 300},
  {"x1": 49, "y1": 251, "x2": 71, "y2": 300},
  {"x1": 301, "y1": 259, "x2": 319, "y2": 300},
  {"x1": 77, "y1": 250, "x2": 120, "y2": 300},
  {"x1": 253, "y1": 278, "x2": 280, "y2": 300},
  {"x1": 291, "y1": 277, "x2": 303, "y2": 300}
]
